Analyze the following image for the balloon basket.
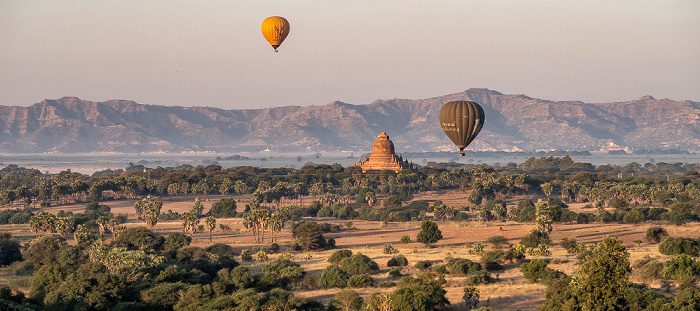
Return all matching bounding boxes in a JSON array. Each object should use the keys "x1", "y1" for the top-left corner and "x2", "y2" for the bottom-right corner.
[{"x1": 460, "y1": 152, "x2": 465, "y2": 157}]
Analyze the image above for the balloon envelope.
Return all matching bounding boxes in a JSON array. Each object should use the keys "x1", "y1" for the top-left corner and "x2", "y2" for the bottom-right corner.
[
  {"x1": 439, "y1": 101, "x2": 485, "y2": 155},
  {"x1": 261, "y1": 16, "x2": 290, "y2": 52}
]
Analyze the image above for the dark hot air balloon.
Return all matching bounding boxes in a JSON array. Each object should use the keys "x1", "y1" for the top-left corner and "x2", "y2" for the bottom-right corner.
[
  {"x1": 261, "y1": 16, "x2": 290, "y2": 52},
  {"x1": 439, "y1": 101, "x2": 485, "y2": 156}
]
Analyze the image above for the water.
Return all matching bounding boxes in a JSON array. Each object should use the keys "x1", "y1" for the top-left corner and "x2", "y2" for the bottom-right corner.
[{"x1": 0, "y1": 152, "x2": 697, "y2": 175}]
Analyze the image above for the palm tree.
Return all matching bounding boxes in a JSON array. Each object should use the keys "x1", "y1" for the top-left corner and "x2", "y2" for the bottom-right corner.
[
  {"x1": 205, "y1": 216, "x2": 216, "y2": 243},
  {"x1": 145, "y1": 209, "x2": 159, "y2": 229},
  {"x1": 181, "y1": 212, "x2": 199, "y2": 236}
]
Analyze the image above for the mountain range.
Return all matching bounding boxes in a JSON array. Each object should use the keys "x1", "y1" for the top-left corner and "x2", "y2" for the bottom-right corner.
[{"x1": 0, "y1": 88, "x2": 698, "y2": 154}]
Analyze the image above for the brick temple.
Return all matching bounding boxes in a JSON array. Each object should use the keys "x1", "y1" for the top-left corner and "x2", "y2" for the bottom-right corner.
[{"x1": 355, "y1": 132, "x2": 413, "y2": 173}]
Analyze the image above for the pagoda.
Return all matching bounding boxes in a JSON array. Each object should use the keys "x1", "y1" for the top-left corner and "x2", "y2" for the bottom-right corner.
[{"x1": 355, "y1": 132, "x2": 413, "y2": 173}]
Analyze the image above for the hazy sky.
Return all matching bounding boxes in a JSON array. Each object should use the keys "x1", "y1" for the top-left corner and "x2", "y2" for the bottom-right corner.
[{"x1": 1, "y1": 0, "x2": 699, "y2": 109}]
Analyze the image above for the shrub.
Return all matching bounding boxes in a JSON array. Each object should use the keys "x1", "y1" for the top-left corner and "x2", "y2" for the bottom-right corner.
[
  {"x1": 328, "y1": 250, "x2": 353, "y2": 264},
  {"x1": 340, "y1": 253, "x2": 379, "y2": 274},
  {"x1": 432, "y1": 264, "x2": 447, "y2": 274},
  {"x1": 485, "y1": 236, "x2": 509, "y2": 248},
  {"x1": 447, "y1": 258, "x2": 481, "y2": 275},
  {"x1": 388, "y1": 267, "x2": 401, "y2": 278},
  {"x1": 662, "y1": 254, "x2": 700, "y2": 280},
  {"x1": 347, "y1": 274, "x2": 373, "y2": 288},
  {"x1": 316, "y1": 265, "x2": 349, "y2": 288},
  {"x1": 400, "y1": 235, "x2": 411, "y2": 244},
  {"x1": 658, "y1": 236, "x2": 700, "y2": 256},
  {"x1": 415, "y1": 260, "x2": 432, "y2": 270},
  {"x1": 329, "y1": 290, "x2": 363, "y2": 311},
  {"x1": 240, "y1": 249, "x2": 252, "y2": 262},
  {"x1": 464, "y1": 270, "x2": 494, "y2": 285},
  {"x1": 416, "y1": 220, "x2": 442, "y2": 245},
  {"x1": 387, "y1": 255, "x2": 408, "y2": 267},
  {"x1": 560, "y1": 238, "x2": 581, "y2": 253},
  {"x1": 520, "y1": 230, "x2": 551, "y2": 248},
  {"x1": 645, "y1": 227, "x2": 668, "y2": 243},
  {"x1": 520, "y1": 259, "x2": 549, "y2": 282},
  {"x1": 383, "y1": 244, "x2": 399, "y2": 254},
  {"x1": 467, "y1": 242, "x2": 485, "y2": 255},
  {"x1": 481, "y1": 250, "x2": 505, "y2": 271}
]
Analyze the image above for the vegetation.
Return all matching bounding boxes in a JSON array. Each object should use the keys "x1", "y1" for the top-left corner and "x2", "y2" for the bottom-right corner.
[{"x1": 0, "y1": 156, "x2": 700, "y2": 310}]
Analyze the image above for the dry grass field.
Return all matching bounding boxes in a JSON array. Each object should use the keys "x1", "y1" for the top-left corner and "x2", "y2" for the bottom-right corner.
[{"x1": 2, "y1": 190, "x2": 698, "y2": 310}]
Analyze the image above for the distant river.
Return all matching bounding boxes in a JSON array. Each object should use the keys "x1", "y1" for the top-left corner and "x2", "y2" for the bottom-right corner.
[{"x1": 0, "y1": 152, "x2": 697, "y2": 174}]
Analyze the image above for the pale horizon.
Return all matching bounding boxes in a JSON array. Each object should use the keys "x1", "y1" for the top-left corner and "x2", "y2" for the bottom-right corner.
[{"x1": 2, "y1": 0, "x2": 699, "y2": 109}]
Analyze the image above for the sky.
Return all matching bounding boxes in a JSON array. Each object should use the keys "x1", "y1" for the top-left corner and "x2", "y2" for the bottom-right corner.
[{"x1": 1, "y1": 0, "x2": 699, "y2": 109}]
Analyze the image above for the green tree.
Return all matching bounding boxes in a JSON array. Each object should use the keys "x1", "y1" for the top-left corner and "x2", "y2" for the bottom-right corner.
[
  {"x1": 416, "y1": 220, "x2": 442, "y2": 246},
  {"x1": 208, "y1": 198, "x2": 237, "y2": 218},
  {"x1": 572, "y1": 236, "x2": 630, "y2": 310},
  {"x1": 0, "y1": 233, "x2": 22, "y2": 266},
  {"x1": 292, "y1": 221, "x2": 326, "y2": 251}
]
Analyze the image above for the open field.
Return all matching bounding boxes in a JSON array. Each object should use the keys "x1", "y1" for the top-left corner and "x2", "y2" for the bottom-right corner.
[{"x1": 2, "y1": 190, "x2": 698, "y2": 310}]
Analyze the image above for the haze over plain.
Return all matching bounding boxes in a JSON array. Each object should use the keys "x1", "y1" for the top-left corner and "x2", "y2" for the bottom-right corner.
[{"x1": 1, "y1": 0, "x2": 699, "y2": 109}]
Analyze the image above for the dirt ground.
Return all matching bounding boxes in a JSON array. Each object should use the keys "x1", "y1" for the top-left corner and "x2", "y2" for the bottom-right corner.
[{"x1": 2, "y1": 190, "x2": 698, "y2": 310}]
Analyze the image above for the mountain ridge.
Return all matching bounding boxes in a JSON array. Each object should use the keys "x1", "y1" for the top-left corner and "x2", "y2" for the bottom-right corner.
[{"x1": 1, "y1": 88, "x2": 698, "y2": 153}]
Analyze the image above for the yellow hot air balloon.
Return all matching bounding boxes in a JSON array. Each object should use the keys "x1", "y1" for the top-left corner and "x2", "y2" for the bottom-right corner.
[
  {"x1": 439, "y1": 101, "x2": 485, "y2": 156},
  {"x1": 261, "y1": 16, "x2": 290, "y2": 52}
]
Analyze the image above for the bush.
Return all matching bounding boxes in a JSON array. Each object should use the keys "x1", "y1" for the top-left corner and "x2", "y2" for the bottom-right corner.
[
  {"x1": 485, "y1": 235, "x2": 509, "y2": 248},
  {"x1": 387, "y1": 255, "x2": 408, "y2": 267},
  {"x1": 520, "y1": 259, "x2": 549, "y2": 282},
  {"x1": 480, "y1": 250, "x2": 505, "y2": 271},
  {"x1": 388, "y1": 267, "x2": 401, "y2": 278},
  {"x1": 328, "y1": 250, "x2": 353, "y2": 264},
  {"x1": 464, "y1": 270, "x2": 494, "y2": 285},
  {"x1": 383, "y1": 244, "x2": 399, "y2": 254},
  {"x1": 447, "y1": 258, "x2": 481, "y2": 275},
  {"x1": 316, "y1": 265, "x2": 350, "y2": 288},
  {"x1": 432, "y1": 264, "x2": 447, "y2": 274},
  {"x1": 645, "y1": 227, "x2": 668, "y2": 243},
  {"x1": 340, "y1": 253, "x2": 379, "y2": 274},
  {"x1": 400, "y1": 235, "x2": 411, "y2": 244},
  {"x1": 240, "y1": 249, "x2": 252, "y2": 262},
  {"x1": 416, "y1": 220, "x2": 442, "y2": 245},
  {"x1": 520, "y1": 230, "x2": 551, "y2": 248},
  {"x1": 347, "y1": 274, "x2": 373, "y2": 288},
  {"x1": 658, "y1": 236, "x2": 700, "y2": 256},
  {"x1": 329, "y1": 290, "x2": 363, "y2": 311},
  {"x1": 415, "y1": 260, "x2": 432, "y2": 270},
  {"x1": 560, "y1": 238, "x2": 581, "y2": 253}
]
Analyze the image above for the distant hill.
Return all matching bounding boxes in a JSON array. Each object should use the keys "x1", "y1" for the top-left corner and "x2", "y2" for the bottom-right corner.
[{"x1": 0, "y1": 89, "x2": 698, "y2": 153}]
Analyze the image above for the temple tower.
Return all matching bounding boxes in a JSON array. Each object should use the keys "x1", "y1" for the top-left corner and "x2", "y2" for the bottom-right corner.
[{"x1": 355, "y1": 132, "x2": 413, "y2": 173}]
